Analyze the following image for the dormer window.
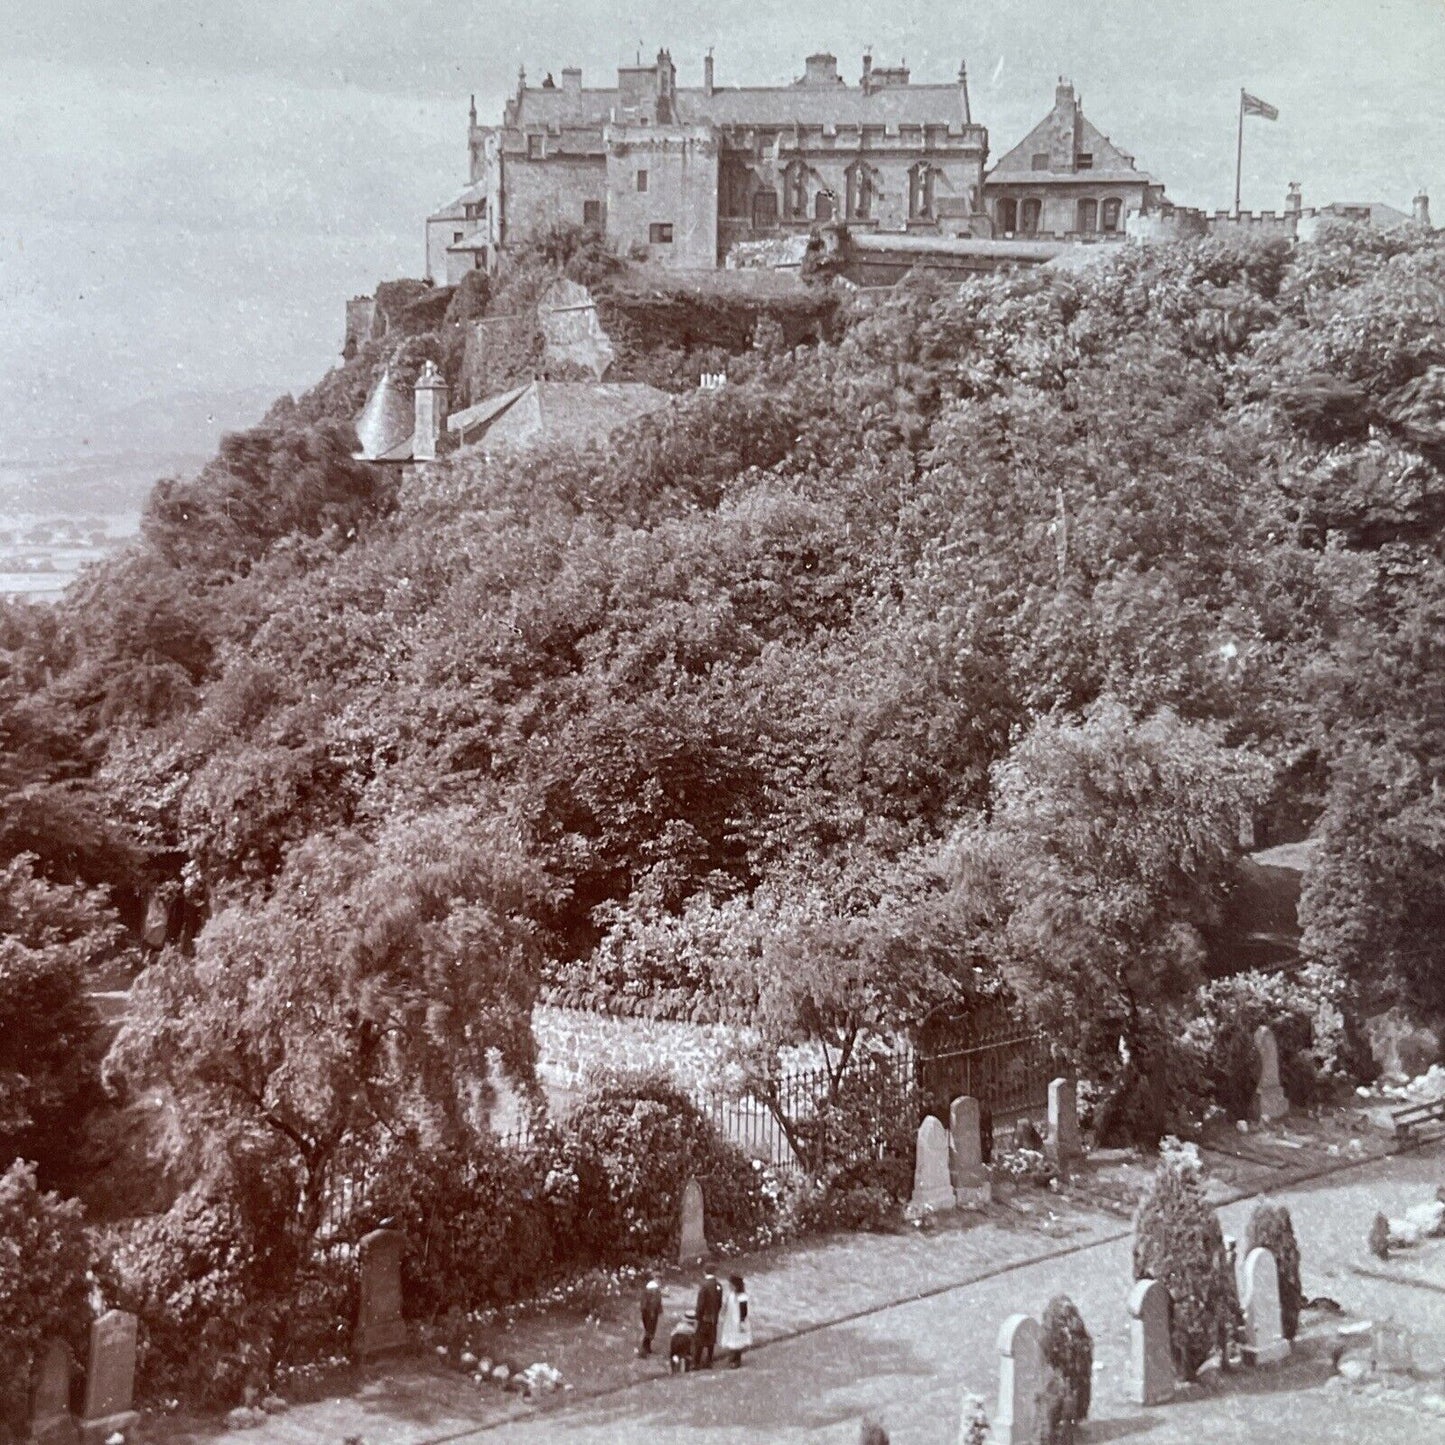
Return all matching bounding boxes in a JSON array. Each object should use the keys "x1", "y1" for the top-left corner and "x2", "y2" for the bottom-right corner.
[{"x1": 1077, "y1": 153, "x2": 1094, "y2": 170}]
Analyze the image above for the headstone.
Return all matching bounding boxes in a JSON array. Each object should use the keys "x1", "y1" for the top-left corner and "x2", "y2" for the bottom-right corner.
[
  {"x1": 1371, "y1": 1319, "x2": 1414, "y2": 1375},
  {"x1": 1240, "y1": 1247, "x2": 1289, "y2": 1365},
  {"x1": 906, "y1": 1116, "x2": 955, "y2": 1218},
  {"x1": 79, "y1": 1312, "x2": 138, "y2": 1445},
  {"x1": 678, "y1": 1177, "x2": 707, "y2": 1263},
  {"x1": 994, "y1": 1313, "x2": 1044, "y2": 1445},
  {"x1": 949, "y1": 1096, "x2": 992, "y2": 1208},
  {"x1": 1127, "y1": 1279, "x2": 1174, "y2": 1405},
  {"x1": 30, "y1": 1339, "x2": 78, "y2": 1445},
  {"x1": 1047, "y1": 1078, "x2": 1082, "y2": 1168},
  {"x1": 354, "y1": 1228, "x2": 408, "y2": 1360},
  {"x1": 1253, "y1": 1026, "x2": 1288, "y2": 1122}
]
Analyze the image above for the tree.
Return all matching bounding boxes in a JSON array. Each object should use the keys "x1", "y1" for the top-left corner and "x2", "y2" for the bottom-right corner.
[
  {"x1": 949, "y1": 702, "x2": 1270, "y2": 1142},
  {"x1": 108, "y1": 808, "x2": 551, "y2": 1258}
]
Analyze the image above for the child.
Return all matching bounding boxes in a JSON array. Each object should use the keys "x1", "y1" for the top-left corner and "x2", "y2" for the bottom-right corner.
[
  {"x1": 668, "y1": 1310, "x2": 697, "y2": 1374},
  {"x1": 719, "y1": 1272, "x2": 752, "y2": 1368},
  {"x1": 638, "y1": 1277, "x2": 663, "y2": 1357}
]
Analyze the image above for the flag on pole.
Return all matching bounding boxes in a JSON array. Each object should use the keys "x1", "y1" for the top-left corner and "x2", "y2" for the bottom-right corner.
[{"x1": 1242, "y1": 92, "x2": 1279, "y2": 121}]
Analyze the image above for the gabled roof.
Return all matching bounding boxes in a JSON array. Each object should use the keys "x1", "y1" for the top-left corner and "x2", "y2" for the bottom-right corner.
[
  {"x1": 1321, "y1": 201, "x2": 1413, "y2": 229},
  {"x1": 427, "y1": 180, "x2": 487, "y2": 223},
  {"x1": 506, "y1": 81, "x2": 974, "y2": 134},
  {"x1": 988, "y1": 85, "x2": 1156, "y2": 186},
  {"x1": 451, "y1": 381, "x2": 671, "y2": 453},
  {"x1": 353, "y1": 367, "x2": 415, "y2": 461}
]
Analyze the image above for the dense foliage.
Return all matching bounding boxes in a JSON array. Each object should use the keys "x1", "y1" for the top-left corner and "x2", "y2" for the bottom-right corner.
[{"x1": 1040, "y1": 1293, "x2": 1093, "y2": 1443}]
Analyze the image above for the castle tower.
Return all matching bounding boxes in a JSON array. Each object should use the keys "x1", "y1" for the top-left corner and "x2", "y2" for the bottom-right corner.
[
  {"x1": 1414, "y1": 189, "x2": 1433, "y2": 229},
  {"x1": 412, "y1": 360, "x2": 449, "y2": 462}
]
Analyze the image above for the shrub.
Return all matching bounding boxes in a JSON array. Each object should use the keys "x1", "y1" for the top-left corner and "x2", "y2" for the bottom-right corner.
[
  {"x1": 354, "y1": 1130, "x2": 562, "y2": 1317},
  {"x1": 1368, "y1": 1211, "x2": 1390, "y2": 1260},
  {"x1": 1207, "y1": 1020, "x2": 1262, "y2": 1121},
  {"x1": 1245, "y1": 1203, "x2": 1302, "y2": 1340},
  {"x1": 0, "y1": 1161, "x2": 92, "y2": 1437},
  {"x1": 1132, "y1": 1154, "x2": 1235, "y2": 1380},
  {"x1": 562, "y1": 1071, "x2": 770, "y2": 1261},
  {"x1": 1040, "y1": 1294, "x2": 1093, "y2": 1428}
]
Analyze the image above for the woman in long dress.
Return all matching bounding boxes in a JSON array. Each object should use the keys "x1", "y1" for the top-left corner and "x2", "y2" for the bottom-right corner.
[{"x1": 718, "y1": 1273, "x2": 752, "y2": 1367}]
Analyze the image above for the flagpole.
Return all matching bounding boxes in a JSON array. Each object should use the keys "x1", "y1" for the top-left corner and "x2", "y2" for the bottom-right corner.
[{"x1": 1234, "y1": 88, "x2": 1245, "y2": 217}]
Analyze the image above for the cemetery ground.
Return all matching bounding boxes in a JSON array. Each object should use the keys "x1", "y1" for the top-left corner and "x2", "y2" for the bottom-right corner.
[{"x1": 161, "y1": 1117, "x2": 1445, "y2": 1445}]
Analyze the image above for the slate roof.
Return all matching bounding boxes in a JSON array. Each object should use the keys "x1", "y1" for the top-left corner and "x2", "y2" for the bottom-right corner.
[
  {"x1": 427, "y1": 180, "x2": 488, "y2": 223},
  {"x1": 508, "y1": 82, "x2": 974, "y2": 133},
  {"x1": 353, "y1": 368, "x2": 415, "y2": 461},
  {"x1": 1321, "y1": 201, "x2": 1413, "y2": 229},
  {"x1": 451, "y1": 381, "x2": 671, "y2": 453},
  {"x1": 989, "y1": 94, "x2": 1156, "y2": 186}
]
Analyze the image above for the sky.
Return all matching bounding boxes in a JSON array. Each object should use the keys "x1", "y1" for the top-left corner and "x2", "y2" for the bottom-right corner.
[{"x1": 2, "y1": 0, "x2": 1442, "y2": 459}]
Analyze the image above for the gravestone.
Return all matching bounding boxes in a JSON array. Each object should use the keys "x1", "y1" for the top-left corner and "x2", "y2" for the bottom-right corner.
[
  {"x1": 30, "y1": 1339, "x2": 78, "y2": 1445},
  {"x1": 1127, "y1": 1279, "x2": 1174, "y2": 1405},
  {"x1": 949, "y1": 1096, "x2": 992, "y2": 1208},
  {"x1": 906, "y1": 1116, "x2": 955, "y2": 1219},
  {"x1": 354, "y1": 1228, "x2": 408, "y2": 1360},
  {"x1": 1253, "y1": 1026, "x2": 1289, "y2": 1122},
  {"x1": 994, "y1": 1313, "x2": 1044, "y2": 1445},
  {"x1": 79, "y1": 1312, "x2": 138, "y2": 1445},
  {"x1": 1047, "y1": 1078, "x2": 1082, "y2": 1169},
  {"x1": 1240, "y1": 1246, "x2": 1289, "y2": 1365},
  {"x1": 1371, "y1": 1319, "x2": 1413, "y2": 1375},
  {"x1": 678, "y1": 1177, "x2": 707, "y2": 1264}
]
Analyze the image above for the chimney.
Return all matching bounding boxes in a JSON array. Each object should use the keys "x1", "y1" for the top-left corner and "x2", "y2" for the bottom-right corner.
[
  {"x1": 561, "y1": 66, "x2": 582, "y2": 93},
  {"x1": 1414, "y1": 189, "x2": 1432, "y2": 228},
  {"x1": 412, "y1": 360, "x2": 448, "y2": 462},
  {"x1": 704, "y1": 48, "x2": 714, "y2": 96},
  {"x1": 1285, "y1": 181, "x2": 1302, "y2": 215},
  {"x1": 468, "y1": 93, "x2": 477, "y2": 127},
  {"x1": 861, "y1": 51, "x2": 873, "y2": 92},
  {"x1": 803, "y1": 53, "x2": 840, "y2": 87},
  {"x1": 958, "y1": 59, "x2": 971, "y2": 123}
]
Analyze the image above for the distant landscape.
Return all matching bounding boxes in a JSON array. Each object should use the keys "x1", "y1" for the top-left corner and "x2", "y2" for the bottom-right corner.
[{"x1": 0, "y1": 382, "x2": 282, "y2": 600}]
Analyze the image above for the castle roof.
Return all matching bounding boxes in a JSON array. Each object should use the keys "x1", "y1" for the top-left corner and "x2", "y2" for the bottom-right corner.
[
  {"x1": 450, "y1": 381, "x2": 670, "y2": 453},
  {"x1": 988, "y1": 83, "x2": 1156, "y2": 186},
  {"x1": 353, "y1": 367, "x2": 415, "y2": 462},
  {"x1": 428, "y1": 180, "x2": 487, "y2": 224},
  {"x1": 504, "y1": 80, "x2": 975, "y2": 134}
]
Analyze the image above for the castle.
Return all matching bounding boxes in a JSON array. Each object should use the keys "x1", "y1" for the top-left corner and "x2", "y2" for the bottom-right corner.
[{"x1": 427, "y1": 52, "x2": 1167, "y2": 280}]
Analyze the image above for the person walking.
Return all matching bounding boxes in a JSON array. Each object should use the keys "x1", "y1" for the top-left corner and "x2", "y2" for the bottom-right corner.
[
  {"x1": 718, "y1": 1272, "x2": 752, "y2": 1367},
  {"x1": 638, "y1": 1277, "x2": 663, "y2": 1357},
  {"x1": 692, "y1": 1266, "x2": 723, "y2": 1370}
]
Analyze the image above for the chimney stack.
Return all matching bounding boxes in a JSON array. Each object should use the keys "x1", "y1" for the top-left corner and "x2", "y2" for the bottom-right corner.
[
  {"x1": 861, "y1": 51, "x2": 873, "y2": 93},
  {"x1": 412, "y1": 360, "x2": 448, "y2": 462},
  {"x1": 1414, "y1": 189, "x2": 1432, "y2": 229},
  {"x1": 561, "y1": 66, "x2": 582, "y2": 93},
  {"x1": 1285, "y1": 181, "x2": 1302, "y2": 215},
  {"x1": 704, "y1": 48, "x2": 714, "y2": 96}
]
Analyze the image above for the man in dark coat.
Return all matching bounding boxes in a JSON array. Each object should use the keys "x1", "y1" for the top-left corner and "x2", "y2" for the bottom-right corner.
[
  {"x1": 638, "y1": 1277, "x2": 663, "y2": 1357},
  {"x1": 692, "y1": 1267, "x2": 723, "y2": 1370}
]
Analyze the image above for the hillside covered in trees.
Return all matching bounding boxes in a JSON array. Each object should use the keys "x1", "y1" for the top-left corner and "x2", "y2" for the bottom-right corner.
[{"x1": 3, "y1": 225, "x2": 1444, "y2": 1211}]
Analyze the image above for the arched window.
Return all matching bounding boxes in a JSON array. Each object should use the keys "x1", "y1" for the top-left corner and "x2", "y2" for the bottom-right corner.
[
  {"x1": 845, "y1": 160, "x2": 872, "y2": 221},
  {"x1": 908, "y1": 162, "x2": 935, "y2": 221},
  {"x1": 784, "y1": 160, "x2": 809, "y2": 220},
  {"x1": 996, "y1": 197, "x2": 1018, "y2": 234},
  {"x1": 1076, "y1": 198, "x2": 1098, "y2": 233},
  {"x1": 1020, "y1": 198, "x2": 1041, "y2": 235},
  {"x1": 814, "y1": 189, "x2": 836, "y2": 222},
  {"x1": 1101, "y1": 198, "x2": 1122, "y2": 233}
]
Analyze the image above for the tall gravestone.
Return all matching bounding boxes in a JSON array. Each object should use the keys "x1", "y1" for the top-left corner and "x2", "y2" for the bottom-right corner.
[
  {"x1": 1253, "y1": 1026, "x2": 1289, "y2": 1122},
  {"x1": 79, "y1": 1312, "x2": 138, "y2": 1445},
  {"x1": 949, "y1": 1096, "x2": 992, "y2": 1208},
  {"x1": 906, "y1": 1115, "x2": 955, "y2": 1219},
  {"x1": 994, "y1": 1313, "x2": 1044, "y2": 1445},
  {"x1": 1240, "y1": 1247, "x2": 1290, "y2": 1365},
  {"x1": 1127, "y1": 1279, "x2": 1174, "y2": 1405},
  {"x1": 355, "y1": 1228, "x2": 408, "y2": 1360},
  {"x1": 1047, "y1": 1078, "x2": 1082, "y2": 1170},
  {"x1": 29, "y1": 1339, "x2": 78, "y2": 1445},
  {"x1": 678, "y1": 1176, "x2": 708, "y2": 1264}
]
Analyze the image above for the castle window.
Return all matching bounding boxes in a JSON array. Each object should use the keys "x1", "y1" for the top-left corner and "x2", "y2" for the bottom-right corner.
[
  {"x1": 637, "y1": 169, "x2": 649, "y2": 192},
  {"x1": 815, "y1": 190, "x2": 835, "y2": 222},
  {"x1": 453, "y1": 231, "x2": 464, "y2": 243},
  {"x1": 908, "y1": 162, "x2": 935, "y2": 221},
  {"x1": 752, "y1": 189, "x2": 779, "y2": 228},
  {"x1": 996, "y1": 197, "x2": 1018, "y2": 233},
  {"x1": 649, "y1": 222, "x2": 673, "y2": 243},
  {"x1": 844, "y1": 160, "x2": 872, "y2": 221},
  {"x1": 583, "y1": 199, "x2": 602, "y2": 228},
  {"x1": 783, "y1": 161, "x2": 808, "y2": 220},
  {"x1": 1020, "y1": 198, "x2": 1041, "y2": 235},
  {"x1": 527, "y1": 134, "x2": 544, "y2": 159},
  {"x1": 1076, "y1": 198, "x2": 1098, "y2": 233},
  {"x1": 1101, "y1": 198, "x2": 1122, "y2": 232},
  {"x1": 1031, "y1": 153, "x2": 1049, "y2": 171},
  {"x1": 1077, "y1": 153, "x2": 1094, "y2": 170}
]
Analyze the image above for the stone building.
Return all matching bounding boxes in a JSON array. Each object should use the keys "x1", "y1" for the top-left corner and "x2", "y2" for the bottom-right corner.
[
  {"x1": 982, "y1": 80, "x2": 1163, "y2": 240},
  {"x1": 427, "y1": 49, "x2": 988, "y2": 278}
]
